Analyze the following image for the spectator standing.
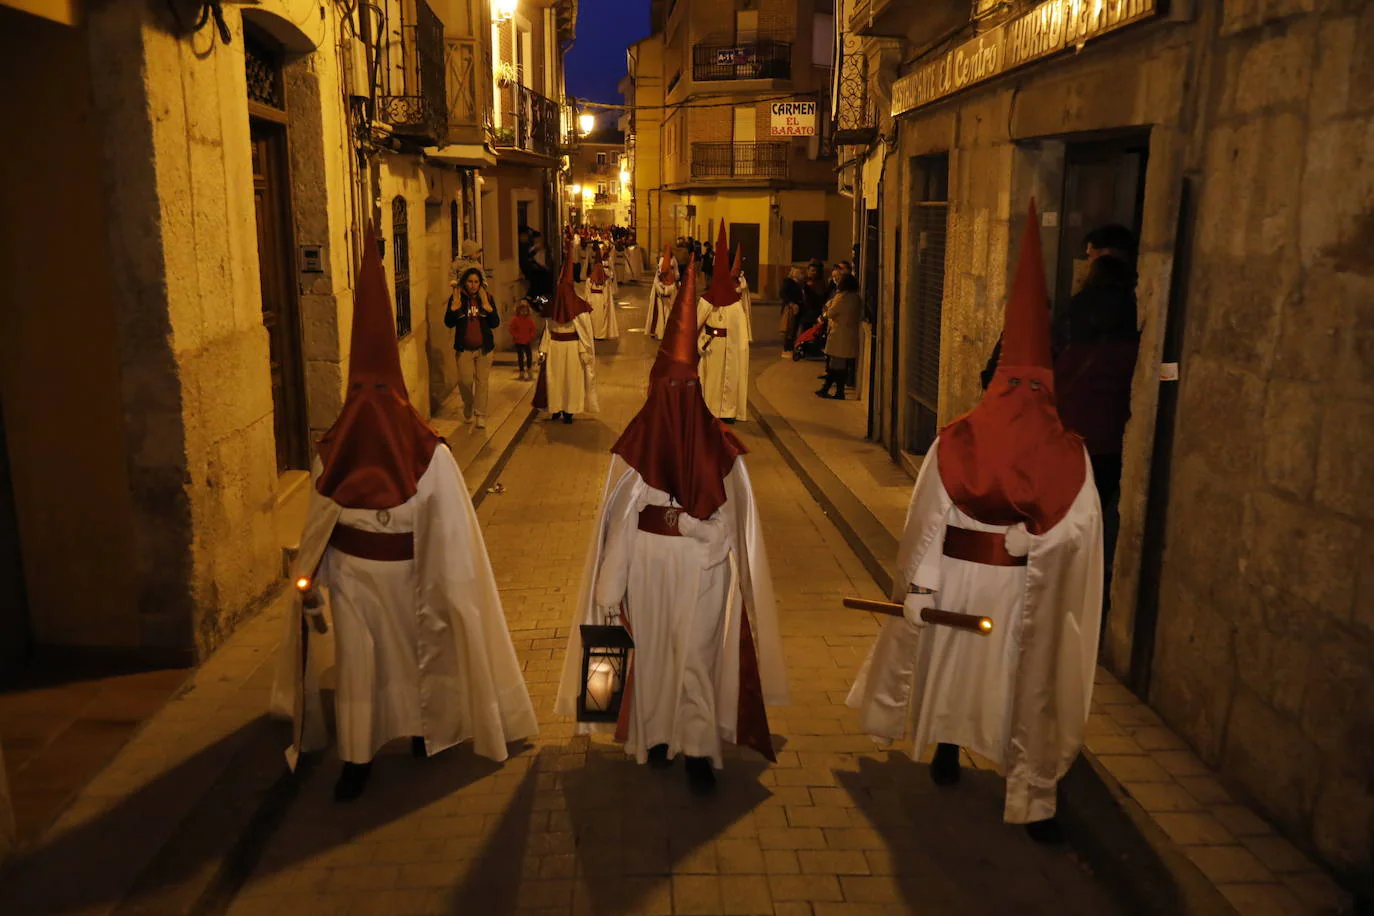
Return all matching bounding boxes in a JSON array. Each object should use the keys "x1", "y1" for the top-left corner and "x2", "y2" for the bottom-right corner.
[
  {"x1": 816, "y1": 274, "x2": 861, "y2": 399},
  {"x1": 444, "y1": 268, "x2": 502, "y2": 430},
  {"x1": 508, "y1": 298, "x2": 539, "y2": 381},
  {"x1": 779, "y1": 266, "x2": 805, "y2": 353}
]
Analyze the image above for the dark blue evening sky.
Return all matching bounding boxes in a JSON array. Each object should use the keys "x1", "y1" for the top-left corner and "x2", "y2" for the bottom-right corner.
[{"x1": 565, "y1": 0, "x2": 651, "y2": 104}]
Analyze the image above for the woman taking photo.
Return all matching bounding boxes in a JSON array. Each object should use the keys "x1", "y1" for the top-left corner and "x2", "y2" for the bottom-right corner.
[{"x1": 444, "y1": 268, "x2": 502, "y2": 429}]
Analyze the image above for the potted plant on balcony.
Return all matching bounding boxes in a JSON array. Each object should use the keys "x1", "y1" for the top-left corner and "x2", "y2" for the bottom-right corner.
[{"x1": 495, "y1": 61, "x2": 518, "y2": 89}]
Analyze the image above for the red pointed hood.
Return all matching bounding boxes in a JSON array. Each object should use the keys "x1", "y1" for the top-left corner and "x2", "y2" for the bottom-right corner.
[
  {"x1": 548, "y1": 242, "x2": 593, "y2": 324},
  {"x1": 315, "y1": 225, "x2": 441, "y2": 510},
  {"x1": 936, "y1": 201, "x2": 1085, "y2": 534},
  {"x1": 612, "y1": 256, "x2": 746, "y2": 520},
  {"x1": 703, "y1": 223, "x2": 737, "y2": 307},
  {"x1": 589, "y1": 259, "x2": 608, "y2": 288},
  {"x1": 730, "y1": 245, "x2": 743, "y2": 280},
  {"x1": 657, "y1": 244, "x2": 677, "y2": 284}
]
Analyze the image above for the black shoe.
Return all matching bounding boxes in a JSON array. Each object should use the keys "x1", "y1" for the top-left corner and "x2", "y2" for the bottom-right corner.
[
  {"x1": 684, "y1": 756, "x2": 716, "y2": 795},
  {"x1": 1025, "y1": 818, "x2": 1064, "y2": 845},
  {"x1": 721, "y1": 418, "x2": 736, "y2": 425},
  {"x1": 815, "y1": 387, "x2": 832, "y2": 398},
  {"x1": 647, "y1": 744, "x2": 672, "y2": 769},
  {"x1": 411, "y1": 736, "x2": 428, "y2": 759},
  {"x1": 562, "y1": 413, "x2": 574, "y2": 424},
  {"x1": 334, "y1": 762, "x2": 372, "y2": 802},
  {"x1": 930, "y1": 743, "x2": 961, "y2": 787}
]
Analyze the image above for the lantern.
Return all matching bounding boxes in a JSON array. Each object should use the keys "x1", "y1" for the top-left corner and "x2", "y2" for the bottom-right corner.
[
  {"x1": 493, "y1": 0, "x2": 517, "y2": 22},
  {"x1": 577, "y1": 624, "x2": 634, "y2": 722},
  {"x1": 578, "y1": 112, "x2": 596, "y2": 136}
]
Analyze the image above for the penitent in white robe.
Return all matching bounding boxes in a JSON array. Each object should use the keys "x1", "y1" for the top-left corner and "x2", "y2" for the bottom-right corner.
[
  {"x1": 270, "y1": 444, "x2": 539, "y2": 767},
  {"x1": 584, "y1": 281, "x2": 619, "y2": 340},
  {"x1": 555, "y1": 457, "x2": 788, "y2": 768},
  {"x1": 698, "y1": 297, "x2": 751, "y2": 421},
  {"x1": 736, "y1": 276, "x2": 755, "y2": 342},
  {"x1": 540, "y1": 312, "x2": 598, "y2": 415},
  {"x1": 647, "y1": 276, "x2": 677, "y2": 339},
  {"x1": 846, "y1": 439, "x2": 1103, "y2": 823}
]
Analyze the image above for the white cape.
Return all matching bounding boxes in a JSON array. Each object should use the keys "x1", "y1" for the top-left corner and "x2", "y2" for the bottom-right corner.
[
  {"x1": 270, "y1": 444, "x2": 538, "y2": 767},
  {"x1": 555, "y1": 457, "x2": 788, "y2": 764},
  {"x1": 846, "y1": 439, "x2": 1103, "y2": 823},
  {"x1": 647, "y1": 277, "x2": 677, "y2": 339},
  {"x1": 584, "y1": 282, "x2": 619, "y2": 340},
  {"x1": 697, "y1": 296, "x2": 751, "y2": 421},
  {"x1": 539, "y1": 313, "x2": 599, "y2": 414}
]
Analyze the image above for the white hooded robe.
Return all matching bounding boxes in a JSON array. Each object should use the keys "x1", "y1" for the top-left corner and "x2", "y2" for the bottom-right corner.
[
  {"x1": 555, "y1": 456, "x2": 788, "y2": 768},
  {"x1": 697, "y1": 296, "x2": 751, "y2": 421},
  {"x1": 846, "y1": 440, "x2": 1103, "y2": 823},
  {"x1": 270, "y1": 444, "x2": 539, "y2": 767}
]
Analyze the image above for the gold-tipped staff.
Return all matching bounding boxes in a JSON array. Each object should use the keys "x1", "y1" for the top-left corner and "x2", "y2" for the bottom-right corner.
[{"x1": 842, "y1": 597, "x2": 993, "y2": 635}]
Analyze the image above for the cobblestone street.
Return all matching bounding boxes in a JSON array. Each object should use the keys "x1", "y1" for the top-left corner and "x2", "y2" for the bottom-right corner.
[{"x1": 221, "y1": 286, "x2": 1121, "y2": 916}]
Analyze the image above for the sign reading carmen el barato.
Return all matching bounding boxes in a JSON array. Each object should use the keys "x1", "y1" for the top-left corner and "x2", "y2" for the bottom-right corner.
[{"x1": 891, "y1": 0, "x2": 1159, "y2": 117}]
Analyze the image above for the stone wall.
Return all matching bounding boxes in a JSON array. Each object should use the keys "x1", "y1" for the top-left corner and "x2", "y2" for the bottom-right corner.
[{"x1": 1150, "y1": 0, "x2": 1374, "y2": 890}]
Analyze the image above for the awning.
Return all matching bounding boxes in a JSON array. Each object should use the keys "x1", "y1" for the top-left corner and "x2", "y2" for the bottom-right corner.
[{"x1": 423, "y1": 143, "x2": 498, "y2": 168}]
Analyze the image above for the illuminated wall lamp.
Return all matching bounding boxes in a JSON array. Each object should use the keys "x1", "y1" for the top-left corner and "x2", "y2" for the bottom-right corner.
[
  {"x1": 493, "y1": 0, "x2": 517, "y2": 22},
  {"x1": 578, "y1": 112, "x2": 596, "y2": 136}
]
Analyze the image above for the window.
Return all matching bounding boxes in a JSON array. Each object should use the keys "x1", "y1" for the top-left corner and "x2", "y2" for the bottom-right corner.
[
  {"x1": 596, "y1": 152, "x2": 608, "y2": 165},
  {"x1": 392, "y1": 196, "x2": 411, "y2": 337},
  {"x1": 791, "y1": 220, "x2": 830, "y2": 262},
  {"x1": 597, "y1": 182, "x2": 607, "y2": 195},
  {"x1": 813, "y1": 13, "x2": 835, "y2": 67},
  {"x1": 449, "y1": 200, "x2": 459, "y2": 261}
]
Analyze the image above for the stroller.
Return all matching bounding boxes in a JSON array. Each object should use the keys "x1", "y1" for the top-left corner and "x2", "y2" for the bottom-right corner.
[{"x1": 792, "y1": 318, "x2": 828, "y2": 361}]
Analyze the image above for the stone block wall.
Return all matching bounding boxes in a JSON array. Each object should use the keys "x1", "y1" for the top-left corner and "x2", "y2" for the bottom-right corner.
[{"x1": 1151, "y1": 0, "x2": 1374, "y2": 889}]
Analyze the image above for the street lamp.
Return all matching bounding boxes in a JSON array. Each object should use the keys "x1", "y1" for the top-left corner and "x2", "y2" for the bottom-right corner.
[
  {"x1": 493, "y1": 0, "x2": 517, "y2": 22},
  {"x1": 568, "y1": 184, "x2": 582, "y2": 196},
  {"x1": 578, "y1": 112, "x2": 596, "y2": 136},
  {"x1": 619, "y1": 169, "x2": 631, "y2": 186}
]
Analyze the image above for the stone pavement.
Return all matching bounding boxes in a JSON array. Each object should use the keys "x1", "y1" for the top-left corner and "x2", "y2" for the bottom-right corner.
[
  {"x1": 746, "y1": 327, "x2": 1355, "y2": 916},
  {"x1": 0, "y1": 285, "x2": 1123, "y2": 916}
]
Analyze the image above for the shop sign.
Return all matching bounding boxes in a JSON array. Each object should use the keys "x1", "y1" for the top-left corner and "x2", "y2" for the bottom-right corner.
[
  {"x1": 892, "y1": 0, "x2": 1159, "y2": 117},
  {"x1": 769, "y1": 100, "x2": 817, "y2": 136}
]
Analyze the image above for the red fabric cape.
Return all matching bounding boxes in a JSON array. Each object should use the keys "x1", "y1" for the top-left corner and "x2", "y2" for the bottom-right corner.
[{"x1": 316, "y1": 227, "x2": 439, "y2": 510}]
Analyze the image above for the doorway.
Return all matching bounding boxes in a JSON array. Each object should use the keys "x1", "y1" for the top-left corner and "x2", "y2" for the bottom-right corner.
[
  {"x1": 1055, "y1": 134, "x2": 1149, "y2": 313},
  {"x1": 728, "y1": 222, "x2": 761, "y2": 290},
  {"x1": 250, "y1": 118, "x2": 309, "y2": 473},
  {"x1": 904, "y1": 155, "x2": 949, "y2": 456},
  {"x1": 0, "y1": 404, "x2": 30, "y2": 685}
]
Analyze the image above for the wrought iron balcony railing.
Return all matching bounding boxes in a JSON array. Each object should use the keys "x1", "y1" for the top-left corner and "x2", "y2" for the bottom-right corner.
[
  {"x1": 692, "y1": 40, "x2": 791, "y2": 81},
  {"x1": 378, "y1": 0, "x2": 447, "y2": 142},
  {"x1": 833, "y1": 31, "x2": 877, "y2": 146},
  {"x1": 494, "y1": 82, "x2": 560, "y2": 159},
  {"x1": 594, "y1": 192, "x2": 612, "y2": 204},
  {"x1": 690, "y1": 141, "x2": 789, "y2": 180}
]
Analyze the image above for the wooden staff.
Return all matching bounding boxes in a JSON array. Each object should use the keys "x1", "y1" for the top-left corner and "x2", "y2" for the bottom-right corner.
[{"x1": 842, "y1": 598, "x2": 993, "y2": 635}]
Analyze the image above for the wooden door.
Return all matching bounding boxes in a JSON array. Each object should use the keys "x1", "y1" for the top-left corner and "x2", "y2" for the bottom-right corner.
[
  {"x1": 251, "y1": 119, "x2": 309, "y2": 473},
  {"x1": 728, "y1": 222, "x2": 761, "y2": 290},
  {"x1": 0, "y1": 403, "x2": 30, "y2": 683},
  {"x1": 1056, "y1": 135, "x2": 1149, "y2": 312}
]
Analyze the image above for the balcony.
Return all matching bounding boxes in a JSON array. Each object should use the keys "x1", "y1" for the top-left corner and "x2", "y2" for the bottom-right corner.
[
  {"x1": 378, "y1": 0, "x2": 447, "y2": 143},
  {"x1": 833, "y1": 32, "x2": 877, "y2": 147},
  {"x1": 594, "y1": 192, "x2": 612, "y2": 204},
  {"x1": 692, "y1": 40, "x2": 791, "y2": 82},
  {"x1": 444, "y1": 37, "x2": 493, "y2": 150},
  {"x1": 493, "y1": 82, "x2": 560, "y2": 163},
  {"x1": 690, "y1": 141, "x2": 789, "y2": 180}
]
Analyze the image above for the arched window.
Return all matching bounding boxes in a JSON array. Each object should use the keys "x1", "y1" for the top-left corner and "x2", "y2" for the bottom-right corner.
[
  {"x1": 450, "y1": 200, "x2": 460, "y2": 261},
  {"x1": 392, "y1": 196, "x2": 411, "y2": 337}
]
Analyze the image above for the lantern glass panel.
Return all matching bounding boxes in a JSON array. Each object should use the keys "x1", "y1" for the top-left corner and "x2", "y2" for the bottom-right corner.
[{"x1": 577, "y1": 624, "x2": 634, "y2": 723}]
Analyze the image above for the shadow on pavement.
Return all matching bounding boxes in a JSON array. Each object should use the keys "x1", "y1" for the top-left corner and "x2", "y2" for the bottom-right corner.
[
  {"x1": 837, "y1": 753, "x2": 1126, "y2": 916},
  {"x1": 557, "y1": 742, "x2": 772, "y2": 915}
]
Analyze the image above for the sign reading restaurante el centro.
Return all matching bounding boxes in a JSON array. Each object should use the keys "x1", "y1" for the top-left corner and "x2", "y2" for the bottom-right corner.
[
  {"x1": 770, "y1": 100, "x2": 817, "y2": 136},
  {"x1": 891, "y1": 0, "x2": 1159, "y2": 117}
]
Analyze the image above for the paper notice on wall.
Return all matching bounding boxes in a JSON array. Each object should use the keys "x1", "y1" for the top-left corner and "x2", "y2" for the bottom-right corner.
[{"x1": 1160, "y1": 362, "x2": 1180, "y2": 382}]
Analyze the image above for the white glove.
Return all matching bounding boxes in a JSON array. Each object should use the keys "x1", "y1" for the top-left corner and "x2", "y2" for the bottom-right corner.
[
  {"x1": 594, "y1": 604, "x2": 621, "y2": 626},
  {"x1": 902, "y1": 587, "x2": 936, "y2": 627},
  {"x1": 677, "y1": 511, "x2": 730, "y2": 568},
  {"x1": 579, "y1": 350, "x2": 593, "y2": 367}
]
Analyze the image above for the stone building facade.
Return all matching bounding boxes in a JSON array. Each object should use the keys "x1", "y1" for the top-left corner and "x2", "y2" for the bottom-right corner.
[
  {"x1": 0, "y1": 0, "x2": 574, "y2": 844},
  {"x1": 629, "y1": 0, "x2": 852, "y2": 295},
  {"x1": 845, "y1": 0, "x2": 1373, "y2": 895}
]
